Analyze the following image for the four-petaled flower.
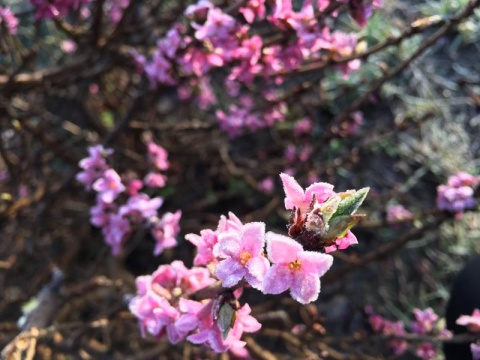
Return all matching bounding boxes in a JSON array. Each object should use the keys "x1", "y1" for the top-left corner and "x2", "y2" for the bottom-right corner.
[
  {"x1": 213, "y1": 222, "x2": 269, "y2": 290},
  {"x1": 262, "y1": 232, "x2": 333, "y2": 304}
]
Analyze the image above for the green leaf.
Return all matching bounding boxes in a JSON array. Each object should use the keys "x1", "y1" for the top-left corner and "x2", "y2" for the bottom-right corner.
[
  {"x1": 332, "y1": 187, "x2": 370, "y2": 218},
  {"x1": 320, "y1": 194, "x2": 342, "y2": 224},
  {"x1": 323, "y1": 214, "x2": 364, "y2": 240},
  {"x1": 217, "y1": 302, "x2": 236, "y2": 340}
]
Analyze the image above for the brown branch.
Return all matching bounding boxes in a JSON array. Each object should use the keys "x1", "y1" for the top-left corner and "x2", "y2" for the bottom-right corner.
[{"x1": 324, "y1": 214, "x2": 450, "y2": 283}]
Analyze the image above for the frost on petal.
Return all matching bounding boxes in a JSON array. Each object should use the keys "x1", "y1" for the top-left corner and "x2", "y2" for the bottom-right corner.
[
  {"x1": 215, "y1": 258, "x2": 245, "y2": 287},
  {"x1": 266, "y1": 232, "x2": 302, "y2": 263},
  {"x1": 245, "y1": 256, "x2": 269, "y2": 290},
  {"x1": 262, "y1": 264, "x2": 292, "y2": 294},
  {"x1": 305, "y1": 182, "x2": 335, "y2": 204},
  {"x1": 297, "y1": 251, "x2": 333, "y2": 277},
  {"x1": 290, "y1": 273, "x2": 320, "y2": 304},
  {"x1": 280, "y1": 172, "x2": 305, "y2": 210},
  {"x1": 214, "y1": 232, "x2": 242, "y2": 258},
  {"x1": 241, "y1": 222, "x2": 265, "y2": 255}
]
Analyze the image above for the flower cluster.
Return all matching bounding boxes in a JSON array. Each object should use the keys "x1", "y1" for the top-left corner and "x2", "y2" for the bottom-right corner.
[
  {"x1": 437, "y1": 171, "x2": 479, "y2": 214},
  {"x1": 367, "y1": 307, "x2": 452, "y2": 359},
  {"x1": 128, "y1": 260, "x2": 260, "y2": 356},
  {"x1": 76, "y1": 143, "x2": 181, "y2": 255},
  {"x1": 456, "y1": 308, "x2": 480, "y2": 359},
  {"x1": 29, "y1": 0, "x2": 90, "y2": 19},
  {"x1": 129, "y1": 173, "x2": 369, "y2": 354},
  {"x1": 0, "y1": 6, "x2": 18, "y2": 35},
  {"x1": 130, "y1": 0, "x2": 381, "y2": 137}
]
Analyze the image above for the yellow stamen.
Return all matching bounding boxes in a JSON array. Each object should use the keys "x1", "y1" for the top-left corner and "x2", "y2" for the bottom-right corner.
[
  {"x1": 239, "y1": 251, "x2": 252, "y2": 266},
  {"x1": 288, "y1": 259, "x2": 302, "y2": 272}
]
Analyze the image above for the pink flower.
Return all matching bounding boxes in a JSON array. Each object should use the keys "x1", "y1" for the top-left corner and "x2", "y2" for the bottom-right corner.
[
  {"x1": 119, "y1": 193, "x2": 163, "y2": 220},
  {"x1": 213, "y1": 222, "x2": 269, "y2": 289},
  {"x1": 0, "y1": 7, "x2": 19, "y2": 35},
  {"x1": 262, "y1": 232, "x2": 333, "y2": 304},
  {"x1": 239, "y1": 0, "x2": 266, "y2": 23},
  {"x1": 416, "y1": 342, "x2": 436, "y2": 360},
  {"x1": 129, "y1": 261, "x2": 215, "y2": 341},
  {"x1": 186, "y1": 299, "x2": 260, "y2": 354},
  {"x1": 280, "y1": 172, "x2": 335, "y2": 215},
  {"x1": 61, "y1": 40, "x2": 77, "y2": 53},
  {"x1": 471, "y1": 343, "x2": 480, "y2": 360},
  {"x1": 411, "y1": 308, "x2": 439, "y2": 334},
  {"x1": 258, "y1": 177, "x2": 275, "y2": 193},
  {"x1": 103, "y1": 213, "x2": 131, "y2": 255},
  {"x1": 151, "y1": 210, "x2": 182, "y2": 256},
  {"x1": 193, "y1": 7, "x2": 237, "y2": 41},
  {"x1": 457, "y1": 308, "x2": 480, "y2": 332},
  {"x1": 437, "y1": 172, "x2": 479, "y2": 213},
  {"x1": 324, "y1": 231, "x2": 358, "y2": 253},
  {"x1": 386, "y1": 204, "x2": 413, "y2": 223},
  {"x1": 147, "y1": 141, "x2": 169, "y2": 171},
  {"x1": 92, "y1": 169, "x2": 126, "y2": 203},
  {"x1": 144, "y1": 172, "x2": 167, "y2": 188},
  {"x1": 76, "y1": 145, "x2": 113, "y2": 190},
  {"x1": 186, "y1": 212, "x2": 243, "y2": 266}
]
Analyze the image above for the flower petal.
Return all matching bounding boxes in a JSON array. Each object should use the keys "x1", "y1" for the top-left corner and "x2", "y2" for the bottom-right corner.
[
  {"x1": 266, "y1": 232, "x2": 302, "y2": 263},
  {"x1": 280, "y1": 172, "x2": 305, "y2": 210},
  {"x1": 245, "y1": 256, "x2": 270, "y2": 290},
  {"x1": 262, "y1": 263, "x2": 292, "y2": 294},
  {"x1": 305, "y1": 182, "x2": 335, "y2": 204},
  {"x1": 241, "y1": 222, "x2": 266, "y2": 255},
  {"x1": 214, "y1": 232, "x2": 242, "y2": 258},
  {"x1": 290, "y1": 273, "x2": 320, "y2": 304},
  {"x1": 215, "y1": 258, "x2": 245, "y2": 287},
  {"x1": 297, "y1": 251, "x2": 333, "y2": 277}
]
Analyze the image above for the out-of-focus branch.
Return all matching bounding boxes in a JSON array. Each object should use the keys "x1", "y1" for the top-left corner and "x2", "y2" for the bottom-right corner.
[{"x1": 328, "y1": 0, "x2": 480, "y2": 129}]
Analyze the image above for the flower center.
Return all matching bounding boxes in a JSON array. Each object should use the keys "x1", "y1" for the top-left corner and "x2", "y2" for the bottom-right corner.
[
  {"x1": 239, "y1": 251, "x2": 252, "y2": 266},
  {"x1": 288, "y1": 259, "x2": 302, "y2": 272}
]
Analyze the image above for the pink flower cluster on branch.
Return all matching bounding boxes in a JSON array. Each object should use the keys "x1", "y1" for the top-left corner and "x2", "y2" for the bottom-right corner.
[
  {"x1": 129, "y1": 173, "x2": 369, "y2": 354},
  {"x1": 437, "y1": 171, "x2": 479, "y2": 214},
  {"x1": 367, "y1": 307, "x2": 452, "y2": 359},
  {"x1": 76, "y1": 143, "x2": 181, "y2": 255},
  {"x1": 129, "y1": 0, "x2": 381, "y2": 137}
]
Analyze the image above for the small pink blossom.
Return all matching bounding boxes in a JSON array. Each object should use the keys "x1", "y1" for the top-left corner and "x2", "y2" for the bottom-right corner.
[
  {"x1": 193, "y1": 7, "x2": 237, "y2": 41},
  {"x1": 411, "y1": 308, "x2": 439, "y2": 334},
  {"x1": 280, "y1": 172, "x2": 335, "y2": 215},
  {"x1": 144, "y1": 172, "x2": 167, "y2": 188},
  {"x1": 324, "y1": 231, "x2": 358, "y2": 253},
  {"x1": 239, "y1": 0, "x2": 266, "y2": 23},
  {"x1": 147, "y1": 141, "x2": 169, "y2": 171},
  {"x1": 213, "y1": 222, "x2": 269, "y2": 289},
  {"x1": 103, "y1": 213, "x2": 131, "y2": 255},
  {"x1": 92, "y1": 169, "x2": 126, "y2": 203},
  {"x1": 151, "y1": 210, "x2": 182, "y2": 256},
  {"x1": 262, "y1": 232, "x2": 333, "y2": 304},
  {"x1": 76, "y1": 145, "x2": 113, "y2": 190},
  {"x1": 258, "y1": 177, "x2": 275, "y2": 193},
  {"x1": 186, "y1": 212, "x2": 243, "y2": 266},
  {"x1": 119, "y1": 193, "x2": 163, "y2": 220},
  {"x1": 456, "y1": 308, "x2": 480, "y2": 332},
  {"x1": 437, "y1": 172, "x2": 479, "y2": 213},
  {"x1": 61, "y1": 40, "x2": 77, "y2": 53},
  {"x1": 416, "y1": 342, "x2": 436, "y2": 360},
  {"x1": 386, "y1": 204, "x2": 413, "y2": 223}
]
